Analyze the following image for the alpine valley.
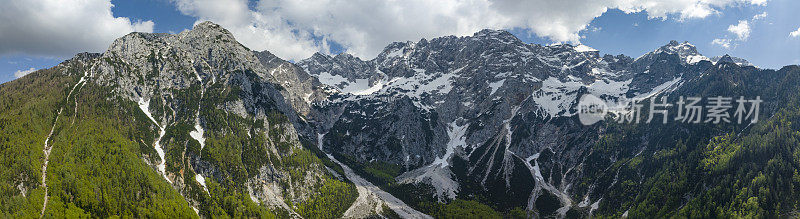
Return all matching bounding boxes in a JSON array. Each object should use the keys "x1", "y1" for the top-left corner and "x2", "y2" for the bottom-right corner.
[{"x1": 2, "y1": 22, "x2": 800, "y2": 218}]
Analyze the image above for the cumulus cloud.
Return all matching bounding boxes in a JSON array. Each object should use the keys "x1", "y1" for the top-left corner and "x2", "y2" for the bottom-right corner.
[
  {"x1": 712, "y1": 38, "x2": 732, "y2": 49},
  {"x1": 172, "y1": 0, "x2": 767, "y2": 61},
  {"x1": 172, "y1": 0, "x2": 326, "y2": 62},
  {"x1": 713, "y1": 10, "x2": 767, "y2": 49},
  {"x1": 728, "y1": 20, "x2": 751, "y2": 40},
  {"x1": 0, "y1": 0, "x2": 154, "y2": 57},
  {"x1": 752, "y1": 12, "x2": 767, "y2": 20},
  {"x1": 791, "y1": 27, "x2": 800, "y2": 38},
  {"x1": 13, "y1": 68, "x2": 36, "y2": 78}
]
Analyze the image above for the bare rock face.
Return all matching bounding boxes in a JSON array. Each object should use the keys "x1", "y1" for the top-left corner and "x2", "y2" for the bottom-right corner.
[
  {"x1": 47, "y1": 19, "x2": 771, "y2": 218},
  {"x1": 253, "y1": 50, "x2": 331, "y2": 118},
  {"x1": 70, "y1": 21, "x2": 351, "y2": 216},
  {"x1": 298, "y1": 29, "x2": 725, "y2": 216}
]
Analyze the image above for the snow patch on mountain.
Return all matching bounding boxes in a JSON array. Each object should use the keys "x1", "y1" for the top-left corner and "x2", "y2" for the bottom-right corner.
[
  {"x1": 531, "y1": 77, "x2": 583, "y2": 117},
  {"x1": 634, "y1": 77, "x2": 683, "y2": 99},
  {"x1": 686, "y1": 55, "x2": 710, "y2": 64},
  {"x1": 396, "y1": 120, "x2": 465, "y2": 202},
  {"x1": 319, "y1": 133, "x2": 431, "y2": 218},
  {"x1": 524, "y1": 153, "x2": 574, "y2": 217},
  {"x1": 316, "y1": 72, "x2": 349, "y2": 89},
  {"x1": 529, "y1": 76, "x2": 633, "y2": 117},
  {"x1": 386, "y1": 48, "x2": 404, "y2": 59},
  {"x1": 637, "y1": 40, "x2": 709, "y2": 65},
  {"x1": 352, "y1": 79, "x2": 386, "y2": 95},
  {"x1": 589, "y1": 79, "x2": 631, "y2": 97},
  {"x1": 574, "y1": 44, "x2": 598, "y2": 53},
  {"x1": 138, "y1": 98, "x2": 171, "y2": 184},
  {"x1": 138, "y1": 98, "x2": 157, "y2": 126},
  {"x1": 189, "y1": 118, "x2": 209, "y2": 194},
  {"x1": 195, "y1": 174, "x2": 209, "y2": 194},
  {"x1": 489, "y1": 79, "x2": 505, "y2": 95},
  {"x1": 396, "y1": 164, "x2": 459, "y2": 202},
  {"x1": 433, "y1": 120, "x2": 468, "y2": 167},
  {"x1": 383, "y1": 69, "x2": 457, "y2": 97},
  {"x1": 190, "y1": 120, "x2": 205, "y2": 149}
]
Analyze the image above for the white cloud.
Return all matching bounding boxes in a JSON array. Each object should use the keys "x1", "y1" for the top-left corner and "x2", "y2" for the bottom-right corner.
[
  {"x1": 712, "y1": 38, "x2": 732, "y2": 49},
  {"x1": 13, "y1": 68, "x2": 36, "y2": 78},
  {"x1": 791, "y1": 27, "x2": 800, "y2": 38},
  {"x1": 712, "y1": 10, "x2": 768, "y2": 49},
  {"x1": 172, "y1": 0, "x2": 324, "y2": 61},
  {"x1": 728, "y1": 20, "x2": 751, "y2": 40},
  {"x1": 172, "y1": 0, "x2": 767, "y2": 61},
  {"x1": 0, "y1": 0, "x2": 154, "y2": 57},
  {"x1": 752, "y1": 12, "x2": 767, "y2": 20},
  {"x1": 750, "y1": 0, "x2": 768, "y2": 6}
]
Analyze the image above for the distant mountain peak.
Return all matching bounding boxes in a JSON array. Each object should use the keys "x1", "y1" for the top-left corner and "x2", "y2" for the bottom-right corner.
[
  {"x1": 193, "y1": 21, "x2": 230, "y2": 34},
  {"x1": 334, "y1": 53, "x2": 362, "y2": 61},
  {"x1": 716, "y1": 54, "x2": 735, "y2": 63},
  {"x1": 665, "y1": 40, "x2": 683, "y2": 47},
  {"x1": 637, "y1": 40, "x2": 709, "y2": 64},
  {"x1": 310, "y1": 52, "x2": 332, "y2": 60},
  {"x1": 573, "y1": 44, "x2": 598, "y2": 53},
  {"x1": 472, "y1": 29, "x2": 521, "y2": 44},
  {"x1": 658, "y1": 40, "x2": 699, "y2": 55},
  {"x1": 185, "y1": 21, "x2": 238, "y2": 42},
  {"x1": 711, "y1": 55, "x2": 752, "y2": 67},
  {"x1": 195, "y1": 21, "x2": 221, "y2": 29},
  {"x1": 473, "y1": 28, "x2": 512, "y2": 36}
]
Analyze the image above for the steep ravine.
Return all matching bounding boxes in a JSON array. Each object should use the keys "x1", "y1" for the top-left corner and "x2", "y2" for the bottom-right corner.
[
  {"x1": 318, "y1": 133, "x2": 431, "y2": 218},
  {"x1": 39, "y1": 70, "x2": 89, "y2": 217}
]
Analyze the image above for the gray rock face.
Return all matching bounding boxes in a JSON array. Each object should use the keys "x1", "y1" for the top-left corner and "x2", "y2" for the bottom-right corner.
[
  {"x1": 711, "y1": 54, "x2": 753, "y2": 66},
  {"x1": 254, "y1": 50, "x2": 331, "y2": 117},
  {"x1": 55, "y1": 20, "x2": 743, "y2": 217},
  {"x1": 299, "y1": 30, "x2": 720, "y2": 216},
  {"x1": 94, "y1": 22, "x2": 268, "y2": 100},
  {"x1": 70, "y1": 21, "x2": 348, "y2": 216}
]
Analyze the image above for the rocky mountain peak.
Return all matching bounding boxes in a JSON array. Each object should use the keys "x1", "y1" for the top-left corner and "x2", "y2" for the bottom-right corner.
[
  {"x1": 188, "y1": 21, "x2": 237, "y2": 40},
  {"x1": 711, "y1": 55, "x2": 752, "y2": 67},
  {"x1": 715, "y1": 54, "x2": 735, "y2": 63},
  {"x1": 194, "y1": 21, "x2": 225, "y2": 31},
  {"x1": 90, "y1": 21, "x2": 278, "y2": 104},
  {"x1": 636, "y1": 40, "x2": 709, "y2": 65},
  {"x1": 333, "y1": 53, "x2": 364, "y2": 62},
  {"x1": 310, "y1": 51, "x2": 331, "y2": 60},
  {"x1": 376, "y1": 41, "x2": 413, "y2": 60},
  {"x1": 666, "y1": 39, "x2": 682, "y2": 47},
  {"x1": 471, "y1": 29, "x2": 523, "y2": 45},
  {"x1": 253, "y1": 50, "x2": 283, "y2": 69},
  {"x1": 661, "y1": 40, "x2": 697, "y2": 53},
  {"x1": 105, "y1": 32, "x2": 169, "y2": 59},
  {"x1": 302, "y1": 52, "x2": 336, "y2": 68}
]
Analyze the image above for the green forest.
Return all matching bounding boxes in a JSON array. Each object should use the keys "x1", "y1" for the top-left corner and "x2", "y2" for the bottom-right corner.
[{"x1": 0, "y1": 59, "x2": 359, "y2": 218}]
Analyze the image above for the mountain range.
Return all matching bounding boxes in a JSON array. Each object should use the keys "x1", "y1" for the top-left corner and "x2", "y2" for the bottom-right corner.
[{"x1": 2, "y1": 21, "x2": 799, "y2": 218}]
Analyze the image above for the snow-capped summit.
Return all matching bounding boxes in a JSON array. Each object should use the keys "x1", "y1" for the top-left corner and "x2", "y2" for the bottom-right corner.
[
  {"x1": 471, "y1": 29, "x2": 521, "y2": 44},
  {"x1": 574, "y1": 44, "x2": 598, "y2": 53},
  {"x1": 711, "y1": 55, "x2": 753, "y2": 67},
  {"x1": 637, "y1": 40, "x2": 710, "y2": 65},
  {"x1": 302, "y1": 30, "x2": 743, "y2": 214}
]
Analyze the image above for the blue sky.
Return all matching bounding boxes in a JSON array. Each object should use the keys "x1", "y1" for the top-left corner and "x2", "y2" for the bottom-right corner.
[
  {"x1": 510, "y1": 0, "x2": 800, "y2": 68},
  {"x1": 1, "y1": 0, "x2": 799, "y2": 84}
]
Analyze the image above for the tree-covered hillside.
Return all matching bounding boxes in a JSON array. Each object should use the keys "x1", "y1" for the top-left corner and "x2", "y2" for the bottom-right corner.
[{"x1": 0, "y1": 23, "x2": 360, "y2": 218}]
